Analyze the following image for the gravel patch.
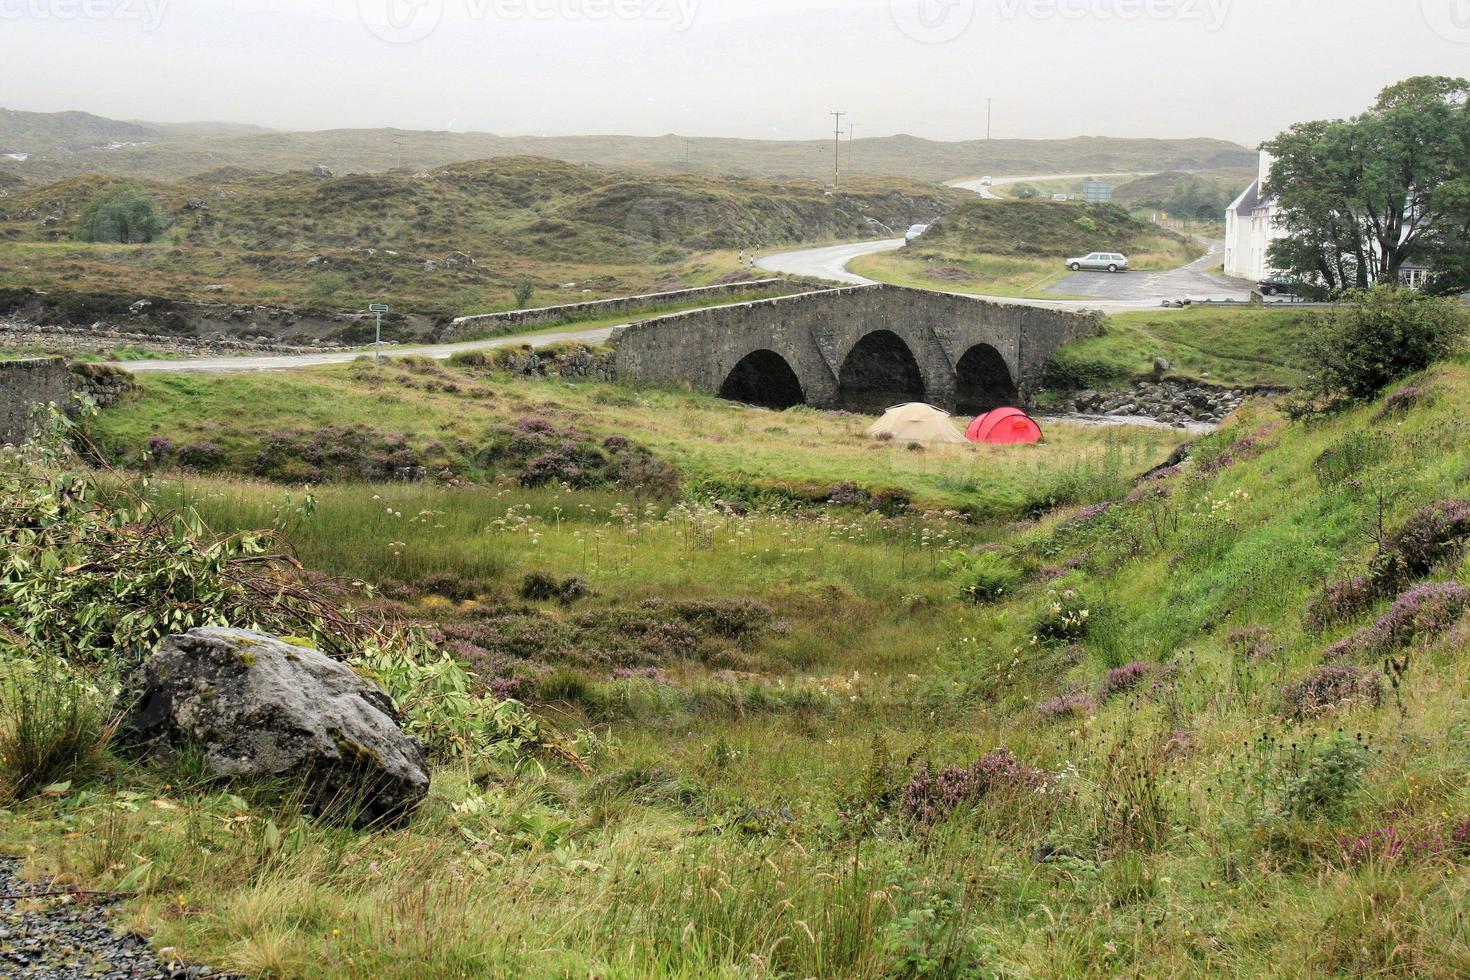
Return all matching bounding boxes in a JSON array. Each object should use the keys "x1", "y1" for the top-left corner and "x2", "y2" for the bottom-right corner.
[{"x1": 0, "y1": 858, "x2": 228, "y2": 979}]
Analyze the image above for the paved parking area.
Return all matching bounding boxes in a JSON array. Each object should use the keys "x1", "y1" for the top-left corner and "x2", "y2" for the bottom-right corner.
[{"x1": 1045, "y1": 240, "x2": 1253, "y2": 303}]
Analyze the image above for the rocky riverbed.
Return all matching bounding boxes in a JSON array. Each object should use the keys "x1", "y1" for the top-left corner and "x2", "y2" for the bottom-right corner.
[
  {"x1": 1054, "y1": 378, "x2": 1261, "y2": 427},
  {"x1": 0, "y1": 858, "x2": 225, "y2": 979}
]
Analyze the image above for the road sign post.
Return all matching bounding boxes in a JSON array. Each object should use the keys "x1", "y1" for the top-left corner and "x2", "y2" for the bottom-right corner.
[{"x1": 369, "y1": 303, "x2": 389, "y2": 367}]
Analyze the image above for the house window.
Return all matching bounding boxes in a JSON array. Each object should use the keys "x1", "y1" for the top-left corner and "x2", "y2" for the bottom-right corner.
[{"x1": 1400, "y1": 268, "x2": 1427, "y2": 290}]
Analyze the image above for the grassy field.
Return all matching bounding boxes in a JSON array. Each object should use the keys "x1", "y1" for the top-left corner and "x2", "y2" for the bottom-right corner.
[
  {"x1": 88, "y1": 355, "x2": 1184, "y2": 519},
  {"x1": 5, "y1": 340, "x2": 1470, "y2": 975},
  {"x1": 1044, "y1": 306, "x2": 1323, "y2": 390}
]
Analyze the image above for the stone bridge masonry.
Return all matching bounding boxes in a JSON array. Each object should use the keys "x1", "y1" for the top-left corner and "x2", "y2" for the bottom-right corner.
[
  {"x1": 611, "y1": 284, "x2": 1101, "y2": 416},
  {"x1": 0, "y1": 357, "x2": 72, "y2": 447}
]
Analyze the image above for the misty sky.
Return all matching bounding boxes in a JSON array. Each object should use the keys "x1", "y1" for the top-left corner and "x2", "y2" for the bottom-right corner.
[{"x1": 3, "y1": 0, "x2": 1467, "y2": 146}]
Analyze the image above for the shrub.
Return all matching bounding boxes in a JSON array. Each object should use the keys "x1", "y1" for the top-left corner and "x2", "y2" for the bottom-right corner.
[
  {"x1": 1306, "y1": 576, "x2": 1380, "y2": 633},
  {"x1": 75, "y1": 186, "x2": 168, "y2": 244},
  {"x1": 1376, "y1": 383, "x2": 1429, "y2": 418},
  {"x1": 1036, "y1": 690, "x2": 1095, "y2": 722},
  {"x1": 1375, "y1": 500, "x2": 1470, "y2": 587},
  {"x1": 1282, "y1": 665, "x2": 1382, "y2": 719},
  {"x1": 2, "y1": 425, "x2": 367, "y2": 665},
  {"x1": 902, "y1": 749, "x2": 1046, "y2": 824},
  {"x1": 1098, "y1": 662, "x2": 1151, "y2": 700},
  {"x1": 1359, "y1": 582, "x2": 1470, "y2": 653},
  {"x1": 176, "y1": 442, "x2": 225, "y2": 471},
  {"x1": 1298, "y1": 287, "x2": 1468, "y2": 403},
  {"x1": 1279, "y1": 736, "x2": 1367, "y2": 819},
  {"x1": 417, "y1": 572, "x2": 492, "y2": 602},
  {"x1": 948, "y1": 551, "x2": 1022, "y2": 605},
  {"x1": 826, "y1": 482, "x2": 870, "y2": 507},
  {"x1": 0, "y1": 655, "x2": 112, "y2": 804},
  {"x1": 1031, "y1": 588, "x2": 1093, "y2": 645},
  {"x1": 518, "y1": 572, "x2": 590, "y2": 605}
]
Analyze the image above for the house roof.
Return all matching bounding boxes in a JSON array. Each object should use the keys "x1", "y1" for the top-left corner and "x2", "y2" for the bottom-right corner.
[{"x1": 1229, "y1": 179, "x2": 1262, "y2": 217}]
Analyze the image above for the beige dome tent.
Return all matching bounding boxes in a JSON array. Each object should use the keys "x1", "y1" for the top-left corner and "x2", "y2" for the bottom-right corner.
[{"x1": 866, "y1": 403, "x2": 968, "y2": 445}]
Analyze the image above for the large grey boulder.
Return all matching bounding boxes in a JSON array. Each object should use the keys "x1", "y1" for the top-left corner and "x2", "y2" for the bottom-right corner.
[{"x1": 119, "y1": 628, "x2": 429, "y2": 826}]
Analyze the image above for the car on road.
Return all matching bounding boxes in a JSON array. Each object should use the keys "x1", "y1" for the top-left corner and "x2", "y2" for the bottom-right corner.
[
  {"x1": 979, "y1": 176, "x2": 993, "y2": 186},
  {"x1": 1066, "y1": 252, "x2": 1129, "y2": 273},
  {"x1": 1256, "y1": 275, "x2": 1296, "y2": 296},
  {"x1": 905, "y1": 223, "x2": 930, "y2": 243}
]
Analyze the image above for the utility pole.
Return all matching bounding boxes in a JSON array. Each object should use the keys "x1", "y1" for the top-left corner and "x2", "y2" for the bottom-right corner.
[
  {"x1": 847, "y1": 123, "x2": 856, "y2": 172},
  {"x1": 830, "y1": 110, "x2": 846, "y2": 187},
  {"x1": 986, "y1": 99, "x2": 993, "y2": 141}
]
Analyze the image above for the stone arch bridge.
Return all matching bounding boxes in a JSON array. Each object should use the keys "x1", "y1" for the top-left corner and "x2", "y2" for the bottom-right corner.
[{"x1": 611, "y1": 284, "x2": 1101, "y2": 416}]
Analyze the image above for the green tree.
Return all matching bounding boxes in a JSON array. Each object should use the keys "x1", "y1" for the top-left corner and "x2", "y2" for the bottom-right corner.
[
  {"x1": 1298, "y1": 286, "x2": 1468, "y2": 404},
  {"x1": 1264, "y1": 76, "x2": 1470, "y2": 295},
  {"x1": 512, "y1": 277, "x2": 536, "y2": 309},
  {"x1": 75, "y1": 186, "x2": 168, "y2": 244},
  {"x1": 1012, "y1": 183, "x2": 1040, "y2": 199}
]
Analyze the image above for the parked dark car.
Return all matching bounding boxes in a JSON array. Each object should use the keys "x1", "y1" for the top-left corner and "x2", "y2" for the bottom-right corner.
[{"x1": 1256, "y1": 276, "x2": 1296, "y2": 296}]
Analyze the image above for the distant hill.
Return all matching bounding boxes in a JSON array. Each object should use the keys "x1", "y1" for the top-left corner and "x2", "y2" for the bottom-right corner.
[
  {"x1": 0, "y1": 108, "x2": 159, "y2": 156},
  {"x1": 0, "y1": 156, "x2": 969, "y2": 312},
  {"x1": 1112, "y1": 168, "x2": 1255, "y2": 218},
  {"x1": 918, "y1": 198, "x2": 1189, "y2": 258},
  {"x1": 0, "y1": 108, "x2": 1256, "y2": 185}
]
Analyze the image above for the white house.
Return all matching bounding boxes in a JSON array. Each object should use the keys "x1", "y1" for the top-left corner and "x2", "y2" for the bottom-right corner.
[{"x1": 1223, "y1": 151, "x2": 1287, "y2": 281}]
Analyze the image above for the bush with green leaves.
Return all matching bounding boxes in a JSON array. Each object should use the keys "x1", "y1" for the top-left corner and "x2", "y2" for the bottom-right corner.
[
  {"x1": 1279, "y1": 736, "x2": 1368, "y2": 820},
  {"x1": 75, "y1": 185, "x2": 168, "y2": 244},
  {"x1": 1298, "y1": 287, "x2": 1468, "y2": 404},
  {"x1": 944, "y1": 550, "x2": 1023, "y2": 604},
  {"x1": 0, "y1": 420, "x2": 355, "y2": 668},
  {"x1": 351, "y1": 640, "x2": 585, "y2": 773}
]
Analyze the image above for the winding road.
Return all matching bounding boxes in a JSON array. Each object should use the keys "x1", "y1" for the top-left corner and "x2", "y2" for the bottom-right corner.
[
  {"x1": 129, "y1": 171, "x2": 1248, "y2": 374},
  {"x1": 757, "y1": 172, "x2": 1251, "y2": 311}
]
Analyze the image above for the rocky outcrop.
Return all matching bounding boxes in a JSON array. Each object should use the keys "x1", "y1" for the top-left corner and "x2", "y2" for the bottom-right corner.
[
  {"x1": 1059, "y1": 379, "x2": 1253, "y2": 426},
  {"x1": 118, "y1": 629, "x2": 430, "y2": 826}
]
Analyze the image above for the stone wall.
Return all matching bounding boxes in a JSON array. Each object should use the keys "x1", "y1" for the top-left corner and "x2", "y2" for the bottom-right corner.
[
  {"x1": 0, "y1": 357, "x2": 72, "y2": 446},
  {"x1": 612, "y1": 284, "x2": 1100, "y2": 413},
  {"x1": 442, "y1": 279, "x2": 803, "y2": 342}
]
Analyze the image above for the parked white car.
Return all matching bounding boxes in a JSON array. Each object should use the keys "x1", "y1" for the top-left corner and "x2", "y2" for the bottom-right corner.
[
  {"x1": 1066, "y1": 252, "x2": 1130, "y2": 273},
  {"x1": 979, "y1": 176, "x2": 993, "y2": 186}
]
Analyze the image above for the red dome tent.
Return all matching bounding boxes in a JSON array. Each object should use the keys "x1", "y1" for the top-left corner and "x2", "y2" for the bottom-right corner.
[{"x1": 966, "y1": 407, "x2": 1044, "y2": 445}]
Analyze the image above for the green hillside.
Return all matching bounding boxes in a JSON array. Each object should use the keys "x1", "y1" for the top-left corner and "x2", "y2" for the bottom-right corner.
[{"x1": 0, "y1": 159, "x2": 967, "y2": 313}]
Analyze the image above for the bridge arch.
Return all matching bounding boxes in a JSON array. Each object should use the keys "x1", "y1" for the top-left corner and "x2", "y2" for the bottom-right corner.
[
  {"x1": 718, "y1": 349, "x2": 805, "y2": 409},
  {"x1": 954, "y1": 343, "x2": 1019, "y2": 418},
  {"x1": 837, "y1": 330, "x2": 925, "y2": 413}
]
